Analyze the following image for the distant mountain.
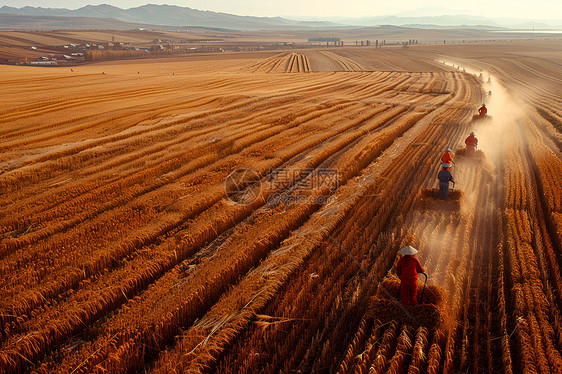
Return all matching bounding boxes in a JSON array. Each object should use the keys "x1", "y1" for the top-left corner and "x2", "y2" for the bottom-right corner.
[
  {"x1": 0, "y1": 4, "x2": 348, "y2": 31},
  {"x1": 395, "y1": 6, "x2": 458, "y2": 17},
  {"x1": 1, "y1": 4, "x2": 560, "y2": 31},
  {"x1": 313, "y1": 14, "x2": 504, "y2": 28},
  {"x1": 0, "y1": 13, "x2": 159, "y2": 31},
  {"x1": 285, "y1": 13, "x2": 562, "y2": 30}
]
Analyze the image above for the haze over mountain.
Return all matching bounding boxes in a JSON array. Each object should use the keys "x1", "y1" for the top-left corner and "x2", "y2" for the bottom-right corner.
[
  {"x1": 1, "y1": 4, "x2": 561, "y2": 31},
  {"x1": 287, "y1": 14, "x2": 562, "y2": 30},
  {"x1": 0, "y1": 4, "x2": 344, "y2": 30}
]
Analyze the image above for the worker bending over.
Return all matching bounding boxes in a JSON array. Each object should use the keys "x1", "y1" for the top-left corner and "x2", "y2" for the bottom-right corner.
[
  {"x1": 437, "y1": 163, "x2": 454, "y2": 200},
  {"x1": 397, "y1": 245, "x2": 425, "y2": 306},
  {"x1": 465, "y1": 132, "x2": 478, "y2": 157},
  {"x1": 441, "y1": 148, "x2": 454, "y2": 165},
  {"x1": 478, "y1": 103, "x2": 487, "y2": 117}
]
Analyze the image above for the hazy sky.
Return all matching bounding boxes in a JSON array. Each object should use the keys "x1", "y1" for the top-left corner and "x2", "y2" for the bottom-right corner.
[{"x1": 1, "y1": 0, "x2": 561, "y2": 20}]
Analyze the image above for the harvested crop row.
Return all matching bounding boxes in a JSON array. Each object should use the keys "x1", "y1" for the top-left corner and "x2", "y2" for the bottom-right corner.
[
  {"x1": 224, "y1": 69, "x2": 500, "y2": 368},
  {"x1": 30, "y1": 100, "x2": 424, "y2": 373},
  {"x1": 75, "y1": 73, "x2": 456, "y2": 372},
  {"x1": 0, "y1": 71, "x2": 412, "y2": 254},
  {"x1": 206, "y1": 75, "x2": 478, "y2": 373},
  {"x1": 0, "y1": 97, "x2": 353, "y2": 224},
  {"x1": 0, "y1": 102, "x2": 398, "y2": 334},
  {"x1": 2, "y1": 43, "x2": 561, "y2": 373},
  {"x1": 319, "y1": 51, "x2": 364, "y2": 71},
  {"x1": 246, "y1": 52, "x2": 311, "y2": 73},
  {"x1": 0, "y1": 67, "x2": 440, "y2": 372}
]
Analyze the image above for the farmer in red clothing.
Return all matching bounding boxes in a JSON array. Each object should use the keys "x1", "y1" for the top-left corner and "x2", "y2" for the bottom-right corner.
[
  {"x1": 396, "y1": 245, "x2": 425, "y2": 306},
  {"x1": 465, "y1": 132, "x2": 478, "y2": 157},
  {"x1": 478, "y1": 103, "x2": 487, "y2": 117},
  {"x1": 441, "y1": 148, "x2": 454, "y2": 165}
]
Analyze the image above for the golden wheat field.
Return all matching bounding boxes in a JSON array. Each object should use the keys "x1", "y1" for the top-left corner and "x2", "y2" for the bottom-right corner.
[{"x1": 0, "y1": 39, "x2": 561, "y2": 373}]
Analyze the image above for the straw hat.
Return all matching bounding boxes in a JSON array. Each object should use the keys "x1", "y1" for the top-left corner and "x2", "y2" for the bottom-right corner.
[{"x1": 400, "y1": 245, "x2": 418, "y2": 255}]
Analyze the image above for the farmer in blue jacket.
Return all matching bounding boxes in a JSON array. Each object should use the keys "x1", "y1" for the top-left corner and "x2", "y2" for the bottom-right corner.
[{"x1": 437, "y1": 163, "x2": 455, "y2": 200}]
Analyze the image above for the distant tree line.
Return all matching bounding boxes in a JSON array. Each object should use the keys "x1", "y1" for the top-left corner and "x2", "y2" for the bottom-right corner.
[{"x1": 308, "y1": 37, "x2": 341, "y2": 43}]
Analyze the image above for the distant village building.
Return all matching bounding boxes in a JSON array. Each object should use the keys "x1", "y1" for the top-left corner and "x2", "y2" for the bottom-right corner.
[{"x1": 30, "y1": 61, "x2": 58, "y2": 66}]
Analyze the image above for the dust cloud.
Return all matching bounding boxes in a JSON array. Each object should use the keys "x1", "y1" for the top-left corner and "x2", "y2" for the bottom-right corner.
[
  {"x1": 472, "y1": 74, "x2": 524, "y2": 169},
  {"x1": 401, "y1": 61, "x2": 526, "y2": 296},
  {"x1": 438, "y1": 60, "x2": 525, "y2": 169}
]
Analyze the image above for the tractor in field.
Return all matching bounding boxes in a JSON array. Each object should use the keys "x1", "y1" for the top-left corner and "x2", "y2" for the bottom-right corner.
[{"x1": 367, "y1": 275, "x2": 447, "y2": 331}]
